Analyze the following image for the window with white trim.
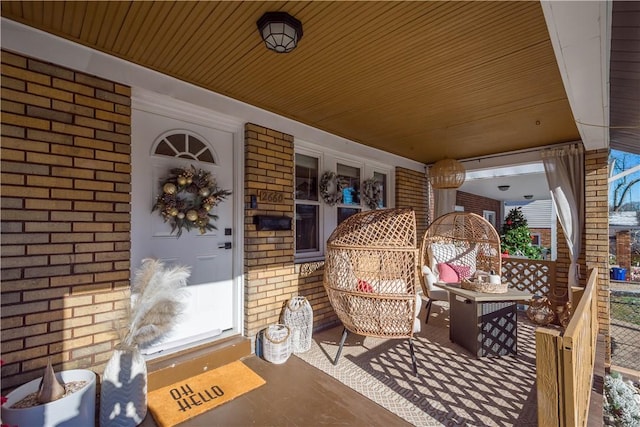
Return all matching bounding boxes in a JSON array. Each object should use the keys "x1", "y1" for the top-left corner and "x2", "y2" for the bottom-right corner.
[
  {"x1": 154, "y1": 131, "x2": 216, "y2": 163},
  {"x1": 337, "y1": 162, "x2": 362, "y2": 224},
  {"x1": 531, "y1": 233, "x2": 542, "y2": 246},
  {"x1": 373, "y1": 171, "x2": 388, "y2": 208},
  {"x1": 294, "y1": 147, "x2": 394, "y2": 261},
  {"x1": 295, "y1": 153, "x2": 321, "y2": 258}
]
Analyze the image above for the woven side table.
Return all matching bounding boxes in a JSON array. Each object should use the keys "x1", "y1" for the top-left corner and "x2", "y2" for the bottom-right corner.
[{"x1": 283, "y1": 296, "x2": 313, "y2": 353}]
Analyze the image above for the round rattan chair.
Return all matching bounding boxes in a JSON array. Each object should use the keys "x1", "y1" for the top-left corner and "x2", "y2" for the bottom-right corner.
[
  {"x1": 419, "y1": 212, "x2": 502, "y2": 321},
  {"x1": 323, "y1": 208, "x2": 420, "y2": 374}
]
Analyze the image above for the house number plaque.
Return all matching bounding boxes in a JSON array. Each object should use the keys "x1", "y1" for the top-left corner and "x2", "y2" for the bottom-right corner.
[{"x1": 258, "y1": 190, "x2": 284, "y2": 203}]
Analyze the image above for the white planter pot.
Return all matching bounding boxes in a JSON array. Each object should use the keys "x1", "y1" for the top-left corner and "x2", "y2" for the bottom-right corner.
[
  {"x1": 1, "y1": 369, "x2": 96, "y2": 427},
  {"x1": 99, "y1": 346, "x2": 147, "y2": 427}
]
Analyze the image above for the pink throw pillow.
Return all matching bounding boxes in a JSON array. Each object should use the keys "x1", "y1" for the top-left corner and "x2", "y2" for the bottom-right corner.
[
  {"x1": 449, "y1": 264, "x2": 471, "y2": 280},
  {"x1": 437, "y1": 263, "x2": 459, "y2": 283},
  {"x1": 437, "y1": 263, "x2": 471, "y2": 282},
  {"x1": 357, "y1": 279, "x2": 374, "y2": 293}
]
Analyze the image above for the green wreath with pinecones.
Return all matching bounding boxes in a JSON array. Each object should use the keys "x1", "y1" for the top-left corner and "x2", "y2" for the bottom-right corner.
[{"x1": 152, "y1": 165, "x2": 231, "y2": 237}]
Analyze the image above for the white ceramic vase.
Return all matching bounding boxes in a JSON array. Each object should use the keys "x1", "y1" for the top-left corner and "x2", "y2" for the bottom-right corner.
[
  {"x1": 1, "y1": 369, "x2": 96, "y2": 427},
  {"x1": 99, "y1": 345, "x2": 148, "y2": 427}
]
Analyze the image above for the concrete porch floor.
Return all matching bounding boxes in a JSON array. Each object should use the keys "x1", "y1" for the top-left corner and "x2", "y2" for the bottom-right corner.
[{"x1": 139, "y1": 354, "x2": 409, "y2": 426}]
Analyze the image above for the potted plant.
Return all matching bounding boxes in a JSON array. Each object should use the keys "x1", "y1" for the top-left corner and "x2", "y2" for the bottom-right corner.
[
  {"x1": 99, "y1": 258, "x2": 189, "y2": 427},
  {"x1": 1, "y1": 359, "x2": 97, "y2": 427}
]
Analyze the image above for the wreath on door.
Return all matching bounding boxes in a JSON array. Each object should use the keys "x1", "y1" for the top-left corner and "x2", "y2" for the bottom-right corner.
[{"x1": 152, "y1": 165, "x2": 231, "y2": 237}]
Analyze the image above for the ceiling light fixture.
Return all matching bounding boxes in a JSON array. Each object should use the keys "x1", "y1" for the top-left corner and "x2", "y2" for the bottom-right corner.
[
  {"x1": 428, "y1": 158, "x2": 466, "y2": 189},
  {"x1": 498, "y1": 185, "x2": 510, "y2": 191},
  {"x1": 257, "y1": 12, "x2": 303, "y2": 53},
  {"x1": 524, "y1": 195, "x2": 533, "y2": 200}
]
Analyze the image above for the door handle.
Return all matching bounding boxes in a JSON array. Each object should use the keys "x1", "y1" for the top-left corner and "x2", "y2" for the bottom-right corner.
[{"x1": 218, "y1": 242, "x2": 232, "y2": 250}]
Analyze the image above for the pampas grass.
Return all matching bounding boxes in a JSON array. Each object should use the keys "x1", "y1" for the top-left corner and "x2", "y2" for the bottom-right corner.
[{"x1": 120, "y1": 258, "x2": 190, "y2": 348}]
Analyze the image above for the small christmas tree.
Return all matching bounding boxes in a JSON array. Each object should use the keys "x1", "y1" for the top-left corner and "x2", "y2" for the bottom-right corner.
[{"x1": 501, "y1": 207, "x2": 542, "y2": 259}]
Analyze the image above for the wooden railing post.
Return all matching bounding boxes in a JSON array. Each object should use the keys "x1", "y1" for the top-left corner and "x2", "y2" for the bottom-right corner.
[
  {"x1": 536, "y1": 327, "x2": 563, "y2": 427},
  {"x1": 535, "y1": 268, "x2": 599, "y2": 427}
]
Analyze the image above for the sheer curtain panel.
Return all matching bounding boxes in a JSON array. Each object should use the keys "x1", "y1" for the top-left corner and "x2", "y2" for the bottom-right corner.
[{"x1": 541, "y1": 144, "x2": 585, "y2": 298}]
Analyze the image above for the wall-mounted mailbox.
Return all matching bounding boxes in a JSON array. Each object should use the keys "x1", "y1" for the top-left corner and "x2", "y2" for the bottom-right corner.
[{"x1": 254, "y1": 215, "x2": 292, "y2": 231}]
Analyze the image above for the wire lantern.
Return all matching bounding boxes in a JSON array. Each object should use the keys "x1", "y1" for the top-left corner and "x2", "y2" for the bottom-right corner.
[
  {"x1": 262, "y1": 324, "x2": 291, "y2": 364},
  {"x1": 283, "y1": 296, "x2": 313, "y2": 353},
  {"x1": 428, "y1": 158, "x2": 466, "y2": 189}
]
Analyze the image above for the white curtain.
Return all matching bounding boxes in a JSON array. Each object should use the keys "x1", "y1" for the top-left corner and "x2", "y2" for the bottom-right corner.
[
  {"x1": 434, "y1": 188, "x2": 457, "y2": 219},
  {"x1": 541, "y1": 144, "x2": 585, "y2": 295}
]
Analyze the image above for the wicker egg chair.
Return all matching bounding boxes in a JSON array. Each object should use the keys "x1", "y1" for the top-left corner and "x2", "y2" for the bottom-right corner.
[
  {"x1": 419, "y1": 212, "x2": 502, "y2": 320},
  {"x1": 323, "y1": 208, "x2": 420, "y2": 374}
]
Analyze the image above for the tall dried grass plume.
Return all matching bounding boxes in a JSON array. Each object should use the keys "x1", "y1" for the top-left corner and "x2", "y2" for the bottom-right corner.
[{"x1": 120, "y1": 258, "x2": 190, "y2": 348}]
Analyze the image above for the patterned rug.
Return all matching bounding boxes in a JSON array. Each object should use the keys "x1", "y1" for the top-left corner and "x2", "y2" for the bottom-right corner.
[{"x1": 296, "y1": 301, "x2": 538, "y2": 426}]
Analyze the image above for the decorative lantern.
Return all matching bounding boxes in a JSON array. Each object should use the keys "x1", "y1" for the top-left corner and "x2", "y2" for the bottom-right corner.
[
  {"x1": 283, "y1": 296, "x2": 313, "y2": 353},
  {"x1": 428, "y1": 158, "x2": 466, "y2": 189},
  {"x1": 262, "y1": 324, "x2": 291, "y2": 364}
]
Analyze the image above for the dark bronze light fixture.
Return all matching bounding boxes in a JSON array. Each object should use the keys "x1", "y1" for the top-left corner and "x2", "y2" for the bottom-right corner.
[
  {"x1": 257, "y1": 12, "x2": 303, "y2": 53},
  {"x1": 498, "y1": 185, "x2": 510, "y2": 191},
  {"x1": 524, "y1": 194, "x2": 533, "y2": 200}
]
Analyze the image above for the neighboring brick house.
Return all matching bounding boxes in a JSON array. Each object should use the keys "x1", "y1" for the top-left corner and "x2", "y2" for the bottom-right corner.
[
  {"x1": 456, "y1": 191, "x2": 502, "y2": 229},
  {"x1": 0, "y1": 28, "x2": 612, "y2": 391}
]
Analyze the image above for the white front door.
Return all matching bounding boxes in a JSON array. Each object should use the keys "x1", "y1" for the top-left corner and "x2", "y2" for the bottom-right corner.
[{"x1": 131, "y1": 94, "x2": 240, "y2": 356}]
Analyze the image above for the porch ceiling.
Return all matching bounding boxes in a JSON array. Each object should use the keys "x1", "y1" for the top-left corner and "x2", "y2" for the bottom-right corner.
[{"x1": 1, "y1": 1, "x2": 583, "y2": 164}]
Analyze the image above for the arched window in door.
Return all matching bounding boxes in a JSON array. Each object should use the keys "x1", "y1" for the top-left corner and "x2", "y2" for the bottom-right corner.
[{"x1": 152, "y1": 130, "x2": 217, "y2": 164}]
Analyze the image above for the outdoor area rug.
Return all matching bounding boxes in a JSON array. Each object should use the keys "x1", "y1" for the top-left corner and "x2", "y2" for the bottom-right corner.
[
  {"x1": 147, "y1": 360, "x2": 266, "y2": 427},
  {"x1": 296, "y1": 300, "x2": 539, "y2": 426}
]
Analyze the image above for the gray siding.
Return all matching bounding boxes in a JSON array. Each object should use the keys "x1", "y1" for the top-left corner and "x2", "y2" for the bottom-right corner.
[{"x1": 504, "y1": 200, "x2": 553, "y2": 228}]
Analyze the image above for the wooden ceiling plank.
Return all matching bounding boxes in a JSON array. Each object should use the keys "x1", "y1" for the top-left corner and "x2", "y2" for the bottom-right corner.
[
  {"x1": 19, "y1": 1, "x2": 40, "y2": 24},
  {"x1": 138, "y1": 2, "x2": 203, "y2": 65},
  {"x1": 169, "y1": 1, "x2": 253, "y2": 78},
  {"x1": 67, "y1": 1, "x2": 88, "y2": 39},
  {"x1": 0, "y1": 2, "x2": 24, "y2": 20},
  {"x1": 98, "y1": 2, "x2": 133, "y2": 50},
  {"x1": 112, "y1": 2, "x2": 155, "y2": 55},
  {"x1": 83, "y1": 2, "x2": 111, "y2": 45},
  {"x1": 42, "y1": 1, "x2": 60, "y2": 29},
  {"x1": 185, "y1": 2, "x2": 269, "y2": 83},
  {"x1": 283, "y1": 3, "x2": 532, "y2": 84},
  {"x1": 273, "y1": 41, "x2": 559, "y2": 123},
  {"x1": 126, "y1": 2, "x2": 176, "y2": 60},
  {"x1": 146, "y1": 2, "x2": 210, "y2": 69}
]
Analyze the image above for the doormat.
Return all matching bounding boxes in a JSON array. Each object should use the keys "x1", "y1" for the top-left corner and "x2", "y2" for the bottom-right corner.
[{"x1": 147, "y1": 360, "x2": 266, "y2": 427}]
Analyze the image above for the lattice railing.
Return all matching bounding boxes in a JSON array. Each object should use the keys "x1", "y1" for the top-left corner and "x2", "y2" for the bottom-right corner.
[{"x1": 502, "y1": 258, "x2": 556, "y2": 297}]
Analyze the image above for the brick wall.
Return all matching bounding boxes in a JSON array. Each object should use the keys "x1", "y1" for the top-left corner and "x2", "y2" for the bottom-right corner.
[
  {"x1": 529, "y1": 228, "x2": 552, "y2": 248},
  {"x1": 585, "y1": 149, "x2": 611, "y2": 363},
  {"x1": 244, "y1": 123, "x2": 297, "y2": 342},
  {"x1": 456, "y1": 191, "x2": 502, "y2": 228},
  {"x1": 1, "y1": 50, "x2": 131, "y2": 390},
  {"x1": 615, "y1": 230, "x2": 631, "y2": 274},
  {"x1": 396, "y1": 167, "x2": 429, "y2": 239}
]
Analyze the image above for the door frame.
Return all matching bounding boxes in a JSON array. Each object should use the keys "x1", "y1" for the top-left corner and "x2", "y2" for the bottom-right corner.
[{"x1": 131, "y1": 88, "x2": 245, "y2": 343}]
